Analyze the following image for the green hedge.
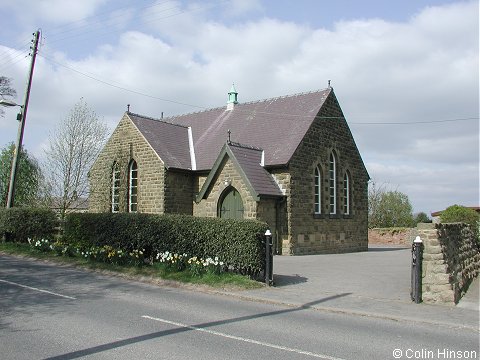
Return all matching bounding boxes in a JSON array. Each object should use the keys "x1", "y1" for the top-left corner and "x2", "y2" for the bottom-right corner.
[
  {"x1": 63, "y1": 213, "x2": 268, "y2": 275},
  {"x1": 0, "y1": 207, "x2": 58, "y2": 243}
]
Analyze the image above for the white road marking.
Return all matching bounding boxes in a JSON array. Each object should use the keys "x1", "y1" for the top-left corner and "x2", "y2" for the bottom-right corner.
[
  {"x1": 0, "y1": 279, "x2": 76, "y2": 300},
  {"x1": 142, "y1": 315, "x2": 346, "y2": 360}
]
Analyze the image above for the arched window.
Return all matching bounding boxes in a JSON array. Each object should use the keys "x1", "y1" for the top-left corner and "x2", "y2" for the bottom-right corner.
[
  {"x1": 329, "y1": 152, "x2": 336, "y2": 214},
  {"x1": 314, "y1": 166, "x2": 321, "y2": 214},
  {"x1": 343, "y1": 172, "x2": 350, "y2": 215},
  {"x1": 111, "y1": 163, "x2": 120, "y2": 213},
  {"x1": 128, "y1": 160, "x2": 138, "y2": 213}
]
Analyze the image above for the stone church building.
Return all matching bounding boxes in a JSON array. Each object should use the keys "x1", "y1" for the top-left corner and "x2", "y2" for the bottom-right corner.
[{"x1": 89, "y1": 85, "x2": 369, "y2": 255}]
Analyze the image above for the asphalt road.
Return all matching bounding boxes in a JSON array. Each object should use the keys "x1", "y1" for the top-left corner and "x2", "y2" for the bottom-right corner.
[{"x1": 1, "y1": 255, "x2": 479, "y2": 360}]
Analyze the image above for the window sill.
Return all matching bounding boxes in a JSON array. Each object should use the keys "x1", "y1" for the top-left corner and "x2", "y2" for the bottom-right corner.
[{"x1": 313, "y1": 213, "x2": 354, "y2": 219}]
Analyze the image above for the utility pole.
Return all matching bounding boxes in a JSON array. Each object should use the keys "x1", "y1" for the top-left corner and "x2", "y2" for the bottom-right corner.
[{"x1": 6, "y1": 30, "x2": 40, "y2": 208}]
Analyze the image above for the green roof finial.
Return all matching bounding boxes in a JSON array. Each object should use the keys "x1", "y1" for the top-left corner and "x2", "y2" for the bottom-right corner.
[{"x1": 227, "y1": 83, "x2": 238, "y2": 105}]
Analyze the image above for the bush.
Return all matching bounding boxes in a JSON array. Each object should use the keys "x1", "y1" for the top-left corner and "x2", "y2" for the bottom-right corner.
[
  {"x1": 440, "y1": 205, "x2": 479, "y2": 227},
  {"x1": 63, "y1": 213, "x2": 268, "y2": 276},
  {"x1": 0, "y1": 207, "x2": 58, "y2": 243}
]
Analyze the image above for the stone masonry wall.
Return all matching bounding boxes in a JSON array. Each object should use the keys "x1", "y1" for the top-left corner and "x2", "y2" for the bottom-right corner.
[
  {"x1": 270, "y1": 169, "x2": 290, "y2": 254},
  {"x1": 89, "y1": 114, "x2": 165, "y2": 214},
  {"x1": 164, "y1": 170, "x2": 193, "y2": 214},
  {"x1": 193, "y1": 157, "x2": 257, "y2": 219},
  {"x1": 368, "y1": 228, "x2": 415, "y2": 246},
  {"x1": 418, "y1": 223, "x2": 480, "y2": 305},
  {"x1": 286, "y1": 92, "x2": 369, "y2": 255}
]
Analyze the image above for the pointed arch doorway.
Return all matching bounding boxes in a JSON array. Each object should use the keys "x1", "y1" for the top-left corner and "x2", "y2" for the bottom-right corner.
[{"x1": 218, "y1": 187, "x2": 244, "y2": 219}]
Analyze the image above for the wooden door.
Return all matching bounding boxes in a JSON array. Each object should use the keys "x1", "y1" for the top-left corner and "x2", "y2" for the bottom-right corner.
[{"x1": 219, "y1": 188, "x2": 244, "y2": 219}]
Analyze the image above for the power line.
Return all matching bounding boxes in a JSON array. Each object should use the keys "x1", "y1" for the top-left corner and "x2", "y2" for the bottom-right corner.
[
  {"x1": 41, "y1": 0, "x2": 175, "y2": 40},
  {"x1": 41, "y1": 0, "x2": 227, "y2": 47},
  {"x1": 33, "y1": 53, "x2": 480, "y2": 126},
  {"x1": 349, "y1": 117, "x2": 478, "y2": 125},
  {"x1": 37, "y1": 52, "x2": 206, "y2": 109},
  {"x1": 0, "y1": 43, "x2": 31, "y2": 71}
]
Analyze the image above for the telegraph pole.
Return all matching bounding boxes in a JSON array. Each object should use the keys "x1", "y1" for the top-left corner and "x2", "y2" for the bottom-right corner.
[{"x1": 6, "y1": 30, "x2": 40, "y2": 208}]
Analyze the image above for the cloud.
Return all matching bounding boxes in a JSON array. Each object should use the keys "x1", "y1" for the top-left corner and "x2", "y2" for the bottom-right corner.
[
  {"x1": 0, "y1": 0, "x2": 477, "y2": 213},
  {"x1": 4, "y1": 0, "x2": 108, "y2": 24},
  {"x1": 367, "y1": 161, "x2": 479, "y2": 213}
]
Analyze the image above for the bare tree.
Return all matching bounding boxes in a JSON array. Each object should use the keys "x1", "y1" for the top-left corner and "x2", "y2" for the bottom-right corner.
[
  {"x1": 0, "y1": 76, "x2": 17, "y2": 117},
  {"x1": 44, "y1": 98, "x2": 108, "y2": 219}
]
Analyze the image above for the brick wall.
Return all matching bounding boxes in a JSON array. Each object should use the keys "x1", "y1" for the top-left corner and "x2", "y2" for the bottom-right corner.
[
  {"x1": 418, "y1": 223, "x2": 480, "y2": 304},
  {"x1": 89, "y1": 114, "x2": 165, "y2": 214},
  {"x1": 285, "y1": 92, "x2": 369, "y2": 255}
]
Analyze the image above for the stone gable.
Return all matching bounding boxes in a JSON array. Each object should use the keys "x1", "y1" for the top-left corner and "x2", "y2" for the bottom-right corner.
[
  {"x1": 89, "y1": 114, "x2": 165, "y2": 213},
  {"x1": 194, "y1": 157, "x2": 257, "y2": 219},
  {"x1": 285, "y1": 92, "x2": 369, "y2": 254}
]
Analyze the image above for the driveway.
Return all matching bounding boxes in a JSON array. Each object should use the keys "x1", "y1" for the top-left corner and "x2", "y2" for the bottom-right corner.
[
  {"x1": 227, "y1": 245, "x2": 479, "y2": 328},
  {"x1": 272, "y1": 245, "x2": 411, "y2": 302}
]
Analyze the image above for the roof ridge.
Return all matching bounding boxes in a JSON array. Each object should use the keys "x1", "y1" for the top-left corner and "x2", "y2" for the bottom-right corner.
[
  {"x1": 227, "y1": 141, "x2": 263, "y2": 151},
  {"x1": 163, "y1": 106, "x2": 225, "y2": 121},
  {"x1": 127, "y1": 111, "x2": 190, "y2": 129},
  {"x1": 132, "y1": 87, "x2": 331, "y2": 122},
  {"x1": 240, "y1": 87, "x2": 331, "y2": 106}
]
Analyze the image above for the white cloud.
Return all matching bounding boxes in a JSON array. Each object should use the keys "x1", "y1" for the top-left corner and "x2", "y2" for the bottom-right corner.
[
  {"x1": 0, "y1": 0, "x2": 109, "y2": 25},
  {"x1": 0, "y1": 0, "x2": 477, "y2": 213},
  {"x1": 367, "y1": 162, "x2": 479, "y2": 213}
]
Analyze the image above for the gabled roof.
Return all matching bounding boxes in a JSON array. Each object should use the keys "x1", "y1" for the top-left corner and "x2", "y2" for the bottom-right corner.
[
  {"x1": 196, "y1": 142, "x2": 283, "y2": 202},
  {"x1": 168, "y1": 88, "x2": 331, "y2": 170},
  {"x1": 128, "y1": 113, "x2": 193, "y2": 170},
  {"x1": 127, "y1": 88, "x2": 337, "y2": 171}
]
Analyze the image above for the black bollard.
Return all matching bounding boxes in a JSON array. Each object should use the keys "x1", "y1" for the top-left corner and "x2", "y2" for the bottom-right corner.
[
  {"x1": 265, "y1": 230, "x2": 273, "y2": 286},
  {"x1": 411, "y1": 236, "x2": 423, "y2": 303}
]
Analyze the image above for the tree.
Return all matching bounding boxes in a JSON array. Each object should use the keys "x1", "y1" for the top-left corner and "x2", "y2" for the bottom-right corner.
[
  {"x1": 368, "y1": 181, "x2": 386, "y2": 227},
  {"x1": 368, "y1": 181, "x2": 414, "y2": 228},
  {"x1": 43, "y1": 98, "x2": 108, "y2": 219},
  {"x1": 0, "y1": 76, "x2": 17, "y2": 117},
  {"x1": 0, "y1": 143, "x2": 43, "y2": 206},
  {"x1": 413, "y1": 212, "x2": 431, "y2": 224}
]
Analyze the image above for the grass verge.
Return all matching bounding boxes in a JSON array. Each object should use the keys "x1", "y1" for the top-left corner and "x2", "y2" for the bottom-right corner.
[{"x1": 0, "y1": 242, "x2": 263, "y2": 291}]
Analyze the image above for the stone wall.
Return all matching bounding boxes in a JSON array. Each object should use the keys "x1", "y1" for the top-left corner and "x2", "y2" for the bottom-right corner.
[
  {"x1": 270, "y1": 170, "x2": 290, "y2": 254},
  {"x1": 89, "y1": 114, "x2": 165, "y2": 214},
  {"x1": 285, "y1": 91, "x2": 369, "y2": 255},
  {"x1": 368, "y1": 228, "x2": 414, "y2": 246},
  {"x1": 164, "y1": 170, "x2": 193, "y2": 214},
  {"x1": 418, "y1": 223, "x2": 480, "y2": 304},
  {"x1": 194, "y1": 157, "x2": 257, "y2": 219}
]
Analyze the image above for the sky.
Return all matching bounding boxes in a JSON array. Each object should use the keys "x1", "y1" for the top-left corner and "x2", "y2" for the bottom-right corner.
[{"x1": 0, "y1": 0, "x2": 478, "y2": 215}]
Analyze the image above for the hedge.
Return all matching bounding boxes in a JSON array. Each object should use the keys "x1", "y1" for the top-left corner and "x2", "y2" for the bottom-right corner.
[
  {"x1": 0, "y1": 207, "x2": 58, "y2": 243},
  {"x1": 63, "y1": 213, "x2": 268, "y2": 275}
]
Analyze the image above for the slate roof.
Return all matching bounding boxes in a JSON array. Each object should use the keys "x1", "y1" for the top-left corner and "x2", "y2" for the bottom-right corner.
[
  {"x1": 169, "y1": 88, "x2": 331, "y2": 170},
  {"x1": 129, "y1": 113, "x2": 192, "y2": 169},
  {"x1": 127, "y1": 88, "x2": 332, "y2": 171},
  {"x1": 228, "y1": 143, "x2": 283, "y2": 197},
  {"x1": 196, "y1": 142, "x2": 283, "y2": 201}
]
